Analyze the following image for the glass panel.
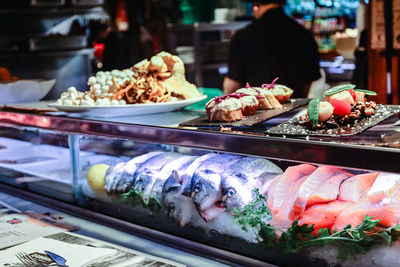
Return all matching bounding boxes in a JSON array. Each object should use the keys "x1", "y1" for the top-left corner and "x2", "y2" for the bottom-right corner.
[
  {"x1": 77, "y1": 134, "x2": 400, "y2": 265},
  {"x1": 0, "y1": 126, "x2": 76, "y2": 202}
]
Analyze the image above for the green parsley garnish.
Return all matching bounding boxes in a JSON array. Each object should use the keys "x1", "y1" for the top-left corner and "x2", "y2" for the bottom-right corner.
[
  {"x1": 121, "y1": 187, "x2": 163, "y2": 212},
  {"x1": 233, "y1": 189, "x2": 400, "y2": 260}
]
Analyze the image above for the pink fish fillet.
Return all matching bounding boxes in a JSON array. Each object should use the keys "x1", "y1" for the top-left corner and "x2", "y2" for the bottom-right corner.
[
  {"x1": 299, "y1": 200, "x2": 351, "y2": 232},
  {"x1": 288, "y1": 166, "x2": 348, "y2": 220},
  {"x1": 269, "y1": 175, "x2": 309, "y2": 229},
  {"x1": 306, "y1": 170, "x2": 353, "y2": 207},
  {"x1": 338, "y1": 172, "x2": 379, "y2": 203},
  {"x1": 267, "y1": 164, "x2": 317, "y2": 215},
  {"x1": 332, "y1": 198, "x2": 400, "y2": 231}
]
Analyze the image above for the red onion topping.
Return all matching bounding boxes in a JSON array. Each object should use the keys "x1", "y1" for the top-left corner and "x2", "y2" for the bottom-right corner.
[
  {"x1": 261, "y1": 77, "x2": 279, "y2": 89},
  {"x1": 206, "y1": 92, "x2": 250, "y2": 107}
]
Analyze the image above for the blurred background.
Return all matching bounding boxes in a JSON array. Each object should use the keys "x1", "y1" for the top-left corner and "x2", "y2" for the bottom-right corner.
[{"x1": 0, "y1": 0, "x2": 398, "y2": 103}]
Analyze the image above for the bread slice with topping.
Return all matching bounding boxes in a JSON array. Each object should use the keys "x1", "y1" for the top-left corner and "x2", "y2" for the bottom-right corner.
[
  {"x1": 269, "y1": 84, "x2": 293, "y2": 103},
  {"x1": 206, "y1": 97, "x2": 243, "y2": 122}
]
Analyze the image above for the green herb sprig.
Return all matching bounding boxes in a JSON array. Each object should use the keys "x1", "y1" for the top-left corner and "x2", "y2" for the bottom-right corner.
[
  {"x1": 233, "y1": 189, "x2": 400, "y2": 260},
  {"x1": 121, "y1": 187, "x2": 164, "y2": 212}
]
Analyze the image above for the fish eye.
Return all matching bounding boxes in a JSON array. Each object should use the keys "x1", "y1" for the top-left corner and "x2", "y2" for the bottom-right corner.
[
  {"x1": 166, "y1": 185, "x2": 180, "y2": 193},
  {"x1": 194, "y1": 184, "x2": 202, "y2": 193},
  {"x1": 228, "y1": 188, "x2": 236, "y2": 197},
  {"x1": 235, "y1": 173, "x2": 246, "y2": 180}
]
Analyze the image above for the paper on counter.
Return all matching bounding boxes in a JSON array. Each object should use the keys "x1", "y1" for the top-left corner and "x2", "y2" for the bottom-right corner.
[
  {"x1": 45, "y1": 232, "x2": 186, "y2": 267},
  {"x1": 1, "y1": 232, "x2": 185, "y2": 267},
  {"x1": 0, "y1": 214, "x2": 66, "y2": 250},
  {"x1": 0, "y1": 237, "x2": 117, "y2": 267}
]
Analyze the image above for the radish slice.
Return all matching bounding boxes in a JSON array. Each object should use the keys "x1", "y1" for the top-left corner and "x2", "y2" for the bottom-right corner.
[
  {"x1": 348, "y1": 89, "x2": 356, "y2": 101},
  {"x1": 331, "y1": 99, "x2": 352, "y2": 116}
]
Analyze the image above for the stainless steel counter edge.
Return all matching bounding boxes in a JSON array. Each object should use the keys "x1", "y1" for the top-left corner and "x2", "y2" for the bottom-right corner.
[{"x1": 0, "y1": 111, "x2": 399, "y2": 173}]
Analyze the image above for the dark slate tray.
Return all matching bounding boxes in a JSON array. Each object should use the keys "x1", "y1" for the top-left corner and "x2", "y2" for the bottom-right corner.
[
  {"x1": 180, "y1": 98, "x2": 309, "y2": 127},
  {"x1": 266, "y1": 105, "x2": 400, "y2": 137}
]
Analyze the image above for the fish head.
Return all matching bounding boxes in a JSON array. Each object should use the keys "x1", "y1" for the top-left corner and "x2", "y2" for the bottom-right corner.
[
  {"x1": 133, "y1": 167, "x2": 156, "y2": 198},
  {"x1": 221, "y1": 172, "x2": 255, "y2": 211},
  {"x1": 104, "y1": 162, "x2": 125, "y2": 194},
  {"x1": 190, "y1": 169, "x2": 222, "y2": 212},
  {"x1": 161, "y1": 173, "x2": 200, "y2": 227}
]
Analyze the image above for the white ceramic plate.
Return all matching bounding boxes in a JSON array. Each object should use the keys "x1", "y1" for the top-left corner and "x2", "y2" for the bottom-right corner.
[
  {"x1": 0, "y1": 79, "x2": 55, "y2": 104},
  {"x1": 48, "y1": 95, "x2": 207, "y2": 117}
]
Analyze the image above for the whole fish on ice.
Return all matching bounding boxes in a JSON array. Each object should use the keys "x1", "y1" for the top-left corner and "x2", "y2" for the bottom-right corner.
[
  {"x1": 146, "y1": 155, "x2": 196, "y2": 204},
  {"x1": 104, "y1": 151, "x2": 164, "y2": 194},
  {"x1": 221, "y1": 157, "x2": 283, "y2": 212},
  {"x1": 182, "y1": 153, "x2": 243, "y2": 221},
  {"x1": 132, "y1": 152, "x2": 182, "y2": 198}
]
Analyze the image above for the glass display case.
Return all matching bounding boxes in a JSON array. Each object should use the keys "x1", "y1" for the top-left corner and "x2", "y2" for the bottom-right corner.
[{"x1": 0, "y1": 109, "x2": 399, "y2": 266}]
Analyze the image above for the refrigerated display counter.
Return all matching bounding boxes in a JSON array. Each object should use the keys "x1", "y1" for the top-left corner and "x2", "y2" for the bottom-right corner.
[{"x1": 0, "y1": 108, "x2": 399, "y2": 267}]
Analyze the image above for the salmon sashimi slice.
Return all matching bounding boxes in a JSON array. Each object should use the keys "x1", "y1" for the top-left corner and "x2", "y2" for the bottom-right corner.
[
  {"x1": 332, "y1": 199, "x2": 400, "y2": 231},
  {"x1": 338, "y1": 172, "x2": 379, "y2": 203},
  {"x1": 299, "y1": 200, "x2": 351, "y2": 231},
  {"x1": 269, "y1": 175, "x2": 309, "y2": 229},
  {"x1": 288, "y1": 166, "x2": 347, "y2": 220},
  {"x1": 266, "y1": 174, "x2": 281, "y2": 211},
  {"x1": 368, "y1": 173, "x2": 400, "y2": 203},
  {"x1": 267, "y1": 164, "x2": 317, "y2": 215},
  {"x1": 307, "y1": 171, "x2": 353, "y2": 207}
]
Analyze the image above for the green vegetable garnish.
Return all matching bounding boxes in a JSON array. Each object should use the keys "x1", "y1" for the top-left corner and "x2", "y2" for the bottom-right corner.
[
  {"x1": 354, "y1": 89, "x2": 378, "y2": 96},
  {"x1": 323, "y1": 84, "x2": 356, "y2": 97},
  {"x1": 233, "y1": 189, "x2": 400, "y2": 260},
  {"x1": 121, "y1": 187, "x2": 163, "y2": 212},
  {"x1": 308, "y1": 98, "x2": 320, "y2": 127}
]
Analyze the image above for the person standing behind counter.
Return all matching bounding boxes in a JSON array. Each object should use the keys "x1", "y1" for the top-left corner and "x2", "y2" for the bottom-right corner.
[{"x1": 223, "y1": 0, "x2": 321, "y2": 98}]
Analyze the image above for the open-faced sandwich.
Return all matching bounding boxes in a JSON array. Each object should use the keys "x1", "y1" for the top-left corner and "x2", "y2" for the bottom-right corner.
[
  {"x1": 260, "y1": 77, "x2": 293, "y2": 103},
  {"x1": 299, "y1": 84, "x2": 377, "y2": 130},
  {"x1": 206, "y1": 78, "x2": 293, "y2": 122}
]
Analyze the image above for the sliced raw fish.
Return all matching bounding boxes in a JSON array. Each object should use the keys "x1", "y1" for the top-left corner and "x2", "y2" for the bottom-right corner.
[
  {"x1": 338, "y1": 172, "x2": 379, "y2": 203},
  {"x1": 300, "y1": 200, "x2": 351, "y2": 231},
  {"x1": 269, "y1": 175, "x2": 309, "y2": 229},
  {"x1": 332, "y1": 198, "x2": 400, "y2": 230},
  {"x1": 289, "y1": 166, "x2": 347, "y2": 220},
  {"x1": 306, "y1": 170, "x2": 352, "y2": 207},
  {"x1": 367, "y1": 173, "x2": 400, "y2": 203},
  {"x1": 266, "y1": 174, "x2": 280, "y2": 211},
  {"x1": 267, "y1": 164, "x2": 317, "y2": 215}
]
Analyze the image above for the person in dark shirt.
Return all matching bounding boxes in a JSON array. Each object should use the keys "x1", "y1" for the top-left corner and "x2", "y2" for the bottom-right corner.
[{"x1": 223, "y1": 0, "x2": 321, "y2": 98}]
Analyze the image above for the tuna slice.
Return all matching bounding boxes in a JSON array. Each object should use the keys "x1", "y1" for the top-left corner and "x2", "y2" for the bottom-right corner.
[
  {"x1": 332, "y1": 198, "x2": 400, "y2": 231},
  {"x1": 300, "y1": 200, "x2": 351, "y2": 231},
  {"x1": 289, "y1": 166, "x2": 348, "y2": 220},
  {"x1": 338, "y1": 172, "x2": 380, "y2": 203},
  {"x1": 267, "y1": 164, "x2": 317, "y2": 215},
  {"x1": 306, "y1": 170, "x2": 353, "y2": 207}
]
